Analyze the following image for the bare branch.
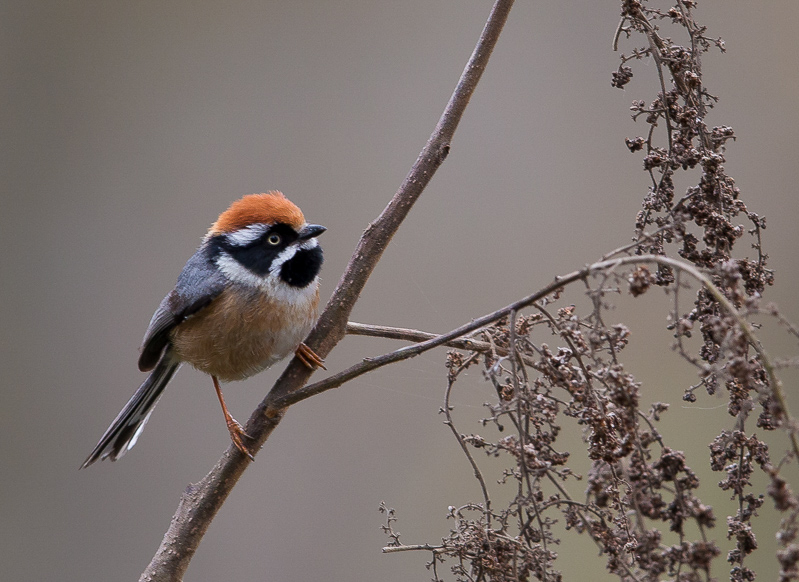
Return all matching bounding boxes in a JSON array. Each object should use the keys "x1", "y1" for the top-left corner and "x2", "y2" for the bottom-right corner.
[
  {"x1": 347, "y1": 322, "x2": 493, "y2": 351},
  {"x1": 273, "y1": 272, "x2": 579, "y2": 408},
  {"x1": 278, "y1": 255, "x2": 797, "y2": 465},
  {"x1": 382, "y1": 544, "x2": 446, "y2": 554},
  {"x1": 139, "y1": 2, "x2": 515, "y2": 579}
]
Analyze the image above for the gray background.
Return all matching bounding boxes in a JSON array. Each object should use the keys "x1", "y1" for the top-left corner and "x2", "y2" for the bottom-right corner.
[{"x1": 3, "y1": 1, "x2": 798, "y2": 580}]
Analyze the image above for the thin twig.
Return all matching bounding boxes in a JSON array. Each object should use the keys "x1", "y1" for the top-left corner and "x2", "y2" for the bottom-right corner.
[
  {"x1": 347, "y1": 322, "x2": 492, "y2": 352},
  {"x1": 443, "y1": 373, "x2": 493, "y2": 526},
  {"x1": 345, "y1": 321, "x2": 537, "y2": 366},
  {"x1": 382, "y1": 544, "x2": 446, "y2": 554}
]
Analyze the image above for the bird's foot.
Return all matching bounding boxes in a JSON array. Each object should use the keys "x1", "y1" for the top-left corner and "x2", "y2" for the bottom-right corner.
[
  {"x1": 296, "y1": 342, "x2": 326, "y2": 370},
  {"x1": 225, "y1": 417, "x2": 255, "y2": 461}
]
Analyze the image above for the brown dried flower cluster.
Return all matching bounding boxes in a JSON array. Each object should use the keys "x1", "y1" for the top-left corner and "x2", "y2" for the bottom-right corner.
[{"x1": 381, "y1": 2, "x2": 799, "y2": 581}]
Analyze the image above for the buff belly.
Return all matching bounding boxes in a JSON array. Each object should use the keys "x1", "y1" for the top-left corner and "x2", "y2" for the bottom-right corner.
[{"x1": 169, "y1": 286, "x2": 319, "y2": 382}]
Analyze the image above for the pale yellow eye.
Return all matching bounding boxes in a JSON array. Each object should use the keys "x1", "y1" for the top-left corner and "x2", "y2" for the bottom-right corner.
[{"x1": 267, "y1": 234, "x2": 281, "y2": 246}]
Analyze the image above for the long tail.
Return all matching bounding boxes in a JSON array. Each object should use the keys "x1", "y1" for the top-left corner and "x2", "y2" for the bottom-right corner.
[{"x1": 81, "y1": 353, "x2": 181, "y2": 468}]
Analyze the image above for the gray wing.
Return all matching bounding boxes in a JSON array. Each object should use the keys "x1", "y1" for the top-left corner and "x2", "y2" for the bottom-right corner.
[{"x1": 137, "y1": 246, "x2": 227, "y2": 371}]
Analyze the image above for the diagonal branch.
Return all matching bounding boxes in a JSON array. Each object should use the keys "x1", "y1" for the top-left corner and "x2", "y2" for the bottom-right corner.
[
  {"x1": 272, "y1": 272, "x2": 579, "y2": 408},
  {"x1": 139, "y1": 1, "x2": 515, "y2": 580},
  {"x1": 274, "y1": 254, "x2": 795, "y2": 465}
]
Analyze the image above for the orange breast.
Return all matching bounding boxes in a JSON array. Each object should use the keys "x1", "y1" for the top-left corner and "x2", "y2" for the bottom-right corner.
[{"x1": 170, "y1": 286, "x2": 319, "y2": 382}]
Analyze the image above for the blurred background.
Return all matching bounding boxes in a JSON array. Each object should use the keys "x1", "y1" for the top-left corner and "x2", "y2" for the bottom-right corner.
[{"x1": 2, "y1": 1, "x2": 798, "y2": 580}]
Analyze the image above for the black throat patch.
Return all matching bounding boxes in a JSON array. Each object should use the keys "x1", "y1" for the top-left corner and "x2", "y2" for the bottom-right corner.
[{"x1": 280, "y1": 246, "x2": 323, "y2": 288}]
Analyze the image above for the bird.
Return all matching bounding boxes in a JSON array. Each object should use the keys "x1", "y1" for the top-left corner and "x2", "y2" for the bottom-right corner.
[{"x1": 81, "y1": 191, "x2": 326, "y2": 468}]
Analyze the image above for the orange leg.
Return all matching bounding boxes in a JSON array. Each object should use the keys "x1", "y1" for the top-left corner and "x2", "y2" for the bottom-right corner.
[
  {"x1": 212, "y1": 375, "x2": 254, "y2": 461},
  {"x1": 295, "y1": 342, "x2": 326, "y2": 370}
]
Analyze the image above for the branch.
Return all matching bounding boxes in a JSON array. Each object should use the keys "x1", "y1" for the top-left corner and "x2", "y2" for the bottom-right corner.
[
  {"x1": 140, "y1": 2, "x2": 515, "y2": 580},
  {"x1": 382, "y1": 543, "x2": 446, "y2": 554},
  {"x1": 274, "y1": 273, "x2": 579, "y2": 408},
  {"x1": 276, "y1": 256, "x2": 797, "y2": 463},
  {"x1": 347, "y1": 321, "x2": 502, "y2": 352}
]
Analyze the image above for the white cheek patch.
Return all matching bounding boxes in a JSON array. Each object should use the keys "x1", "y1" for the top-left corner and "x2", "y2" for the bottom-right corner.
[
  {"x1": 225, "y1": 224, "x2": 270, "y2": 247},
  {"x1": 268, "y1": 246, "x2": 298, "y2": 276},
  {"x1": 216, "y1": 251, "x2": 272, "y2": 288}
]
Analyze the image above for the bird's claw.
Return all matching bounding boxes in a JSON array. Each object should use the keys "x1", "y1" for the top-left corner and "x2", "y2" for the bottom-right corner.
[
  {"x1": 226, "y1": 418, "x2": 255, "y2": 461},
  {"x1": 296, "y1": 342, "x2": 326, "y2": 370}
]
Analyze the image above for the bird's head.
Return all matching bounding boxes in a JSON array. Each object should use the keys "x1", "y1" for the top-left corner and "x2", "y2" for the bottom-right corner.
[{"x1": 207, "y1": 191, "x2": 325, "y2": 291}]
